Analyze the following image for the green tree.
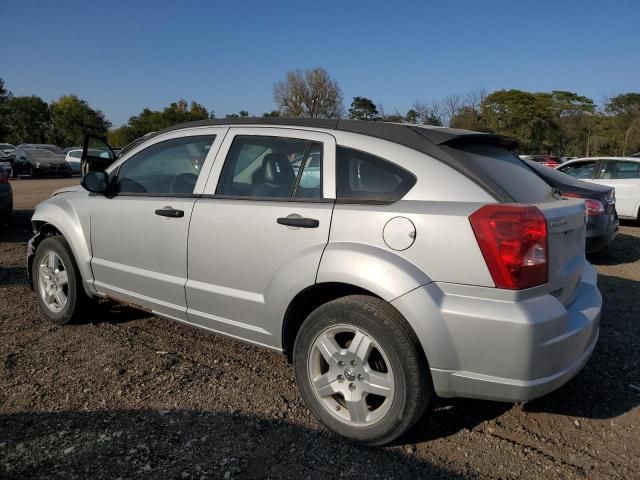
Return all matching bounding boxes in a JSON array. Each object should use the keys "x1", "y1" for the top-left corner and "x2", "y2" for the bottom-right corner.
[
  {"x1": 3, "y1": 95, "x2": 51, "y2": 144},
  {"x1": 262, "y1": 110, "x2": 280, "y2": 117},
  {"x1": 449, "y1": 106, "x2": 482, "y2": 130},
  {"x1": 348, "y1": 97, "x2": 380, "y2": 121},
  {"x1": 605, "y1": 93, "x2": 640, "y2": 155},
  {"x1": 0, "y1": 78, "x2": 12, "y2": 139},
  {"x1": 405, "y1": 109, "x2": 419, "y2": 124},
  {"x1": 273, "y1": 67, "x2": 343, "y2": 118},
  {"x1": 480, "y1": 89, "x2": 556, "y2": 153},
  {"x1": 107, "y1": 99, "x2": 211, "y2": 147},
  {"x1": 49, "y1": 95, "x2": 111, "y2": 147}
]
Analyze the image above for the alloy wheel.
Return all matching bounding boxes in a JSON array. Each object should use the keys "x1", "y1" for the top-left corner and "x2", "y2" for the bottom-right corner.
[
  {"x1": 307, "y1": 324, "x2": 395, "y2": 426},
  {"x1": 37, "y1": 250, "x2": 69, "y2": 313}
]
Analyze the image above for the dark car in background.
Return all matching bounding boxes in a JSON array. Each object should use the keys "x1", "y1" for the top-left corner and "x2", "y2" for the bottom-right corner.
[
  {"x1": 0, "y1": 150, "x2": 16, "y2": 176},
  {"x1": 0, "y1": 143, "x2": 16, "y2": 155},
  {"x1": 12, "y1": 147, "x2": 72, "y2": 177},
  {"x1": 16, "y1": 143, "x2": 65, "y2": 155},
  {"x1": 0, "y1": 163, "x2": 12, "y2": 224},
  {"x1": 525, "y1": 159, "x2": 618, "y2": 253}
]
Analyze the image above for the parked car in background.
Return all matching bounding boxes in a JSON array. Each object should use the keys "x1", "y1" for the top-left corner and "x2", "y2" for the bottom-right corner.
[
  {"x1": 28, "y1": 119, "x2": 601, "y2": 445},
  {"x1": 64, "y1": 149, "x2": 84, "y2": 174},
  {"x1": 0, "y1": 143, "x2": 16, "y2": 155},
  {"x1": 557, "y1": 157, "x2": 640, "y2": 220},
  {"x1": 12, "y1": 147, "x2": 72, "y2": 177},
  {"x1": 16, "y1": 143, "x2": 65, "y2": 155},
  {"x1": 0, "y1": 151, "x2": 15, "y2": 177},
  {"x1": 525, "y1": 160, "x2": 618, "y2": 252},
  {"x1": 62, "y1": 146, "x2": 82, "y2": 154},
  {"x1": 529, "y1": 155, "x2": 562, "y2": 167},
  {"x1": 0, "y1": 163, "x2": 12, "y2": 224}
]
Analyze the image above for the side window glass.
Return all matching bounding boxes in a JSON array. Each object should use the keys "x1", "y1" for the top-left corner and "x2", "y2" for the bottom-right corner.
[
  {"x1": 116, "y1": 135, "x2": 215, "y2": 195},
  {"x1": 609, "y1": 161, "x2": 640, "y2": 179},
  {"x1": 336, "y1": 146, "x2": 416, "y2": 202},
  {"x1": 560, "y1": 161, "x2": 597, "y2": 179},
  {"x1": 216, "y1": 136, "x2": 322, "y2": 199}
]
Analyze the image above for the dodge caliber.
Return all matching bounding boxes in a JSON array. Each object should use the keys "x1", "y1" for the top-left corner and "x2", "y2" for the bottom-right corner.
[{"x1": 27, "y1": 119, "x2": 602, "y2": 445}]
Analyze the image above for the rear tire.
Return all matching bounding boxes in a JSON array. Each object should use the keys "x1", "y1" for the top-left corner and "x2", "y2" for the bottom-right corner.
[
  {"x1": 32, "y1": 236, "x2": 93, "y2": 325},
  {"x1": 293, "y1": 295, "x2": 431, "y2": 446}
]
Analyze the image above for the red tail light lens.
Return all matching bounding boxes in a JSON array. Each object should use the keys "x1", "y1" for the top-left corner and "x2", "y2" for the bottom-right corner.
[
  {"x1": 470, "y1": 204, "x2": 548, "y2": 290},
  {"x1": 0, "y1": 170, "x2": 9, "y2": 184},
  {"x1": 561, "y1": 193, "x2": 605, "y2": 216}
]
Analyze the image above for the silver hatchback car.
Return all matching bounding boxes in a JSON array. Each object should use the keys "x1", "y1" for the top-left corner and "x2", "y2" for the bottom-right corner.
[{"x1": 28, "y1": 119, "x2": 601, "y2": 445}]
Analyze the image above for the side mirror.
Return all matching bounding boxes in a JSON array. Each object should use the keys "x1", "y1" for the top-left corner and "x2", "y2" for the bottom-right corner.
[{"x1": 81, "y1": 171, "x2": 109, "y2": 194}]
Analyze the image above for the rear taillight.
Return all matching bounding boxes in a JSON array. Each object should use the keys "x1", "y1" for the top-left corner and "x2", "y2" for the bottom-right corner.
[
  {"x1": 562, "y1": 193, "x2": 605, "y2": 216},
  {"x1": 0, "y1": 171, "x2": 9, "y2": 184},
  {"x1": 469, "y1": 204, "x2": 548, "y2": 290}
]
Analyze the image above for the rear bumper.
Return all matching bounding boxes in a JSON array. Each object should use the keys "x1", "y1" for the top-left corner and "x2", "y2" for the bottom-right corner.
[
  {"x1": 586, "y1": 212, "x2": 618, "y2": 253},
  {"x1": 0, "y1": 186, "x2": 12, "y2": 215},
  {"x1": 392, "y1": 261, "x2": 601, "y2": 402}
]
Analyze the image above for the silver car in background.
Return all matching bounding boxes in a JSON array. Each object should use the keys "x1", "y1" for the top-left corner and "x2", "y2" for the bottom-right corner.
[{"x1": 27, "y1": 119, "x2": 601, "y2": 445}]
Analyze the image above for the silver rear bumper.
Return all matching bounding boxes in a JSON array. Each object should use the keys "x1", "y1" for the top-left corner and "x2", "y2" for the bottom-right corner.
[{"x1": 392, "y1": 261, "x2": 601, "y2": 402}]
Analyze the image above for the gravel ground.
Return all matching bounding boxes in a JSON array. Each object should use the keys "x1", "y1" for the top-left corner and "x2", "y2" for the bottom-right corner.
[{"x1": 1, "y1": 178, "x2": 639, "y2": 479}]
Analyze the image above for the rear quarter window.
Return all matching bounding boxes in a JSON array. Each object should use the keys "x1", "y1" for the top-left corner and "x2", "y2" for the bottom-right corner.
[
  {"x1": 445, "y1": 143, "x2": 554, "y2": 203},
  {"x1": 336, "y1": 146, "x2": 416, "y2": 202}
]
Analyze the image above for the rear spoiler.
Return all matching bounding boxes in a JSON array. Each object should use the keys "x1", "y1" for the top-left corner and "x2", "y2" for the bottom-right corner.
[{"x1": 410, "y1": 126, "x2": 518, "y2": 150}]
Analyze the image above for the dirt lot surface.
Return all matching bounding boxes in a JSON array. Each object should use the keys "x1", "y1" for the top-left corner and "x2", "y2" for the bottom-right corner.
[{"x1": 1, "y1": 177, "x2": 639, "y2": 479}]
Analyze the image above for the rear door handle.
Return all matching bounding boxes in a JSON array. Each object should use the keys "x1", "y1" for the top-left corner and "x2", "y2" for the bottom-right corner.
[
  {"x1": 277, "y1": 216, "x2": 319, "y2": 228},
  {"x1": 155, "y1": 207, "x2": 184, "y2": 218}
]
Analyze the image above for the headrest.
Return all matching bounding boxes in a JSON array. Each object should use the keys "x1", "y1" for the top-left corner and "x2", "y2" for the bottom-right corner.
[{"x1": 259, "y1": 153, "x2": 295, "y2": 185}]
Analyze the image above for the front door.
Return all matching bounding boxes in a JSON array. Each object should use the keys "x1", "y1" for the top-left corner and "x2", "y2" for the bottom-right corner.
[
  {"x1": 90, "y1": 131, "x2": 223, "y2": 320},
  {"x1": 186, "y1": 128, "x2": 335, "y2": 348}
]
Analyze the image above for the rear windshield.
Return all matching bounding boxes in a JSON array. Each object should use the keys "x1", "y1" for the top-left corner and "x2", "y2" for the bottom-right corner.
[{"x1": 446, "y1": 143, "x2": 555, "y2": 203}]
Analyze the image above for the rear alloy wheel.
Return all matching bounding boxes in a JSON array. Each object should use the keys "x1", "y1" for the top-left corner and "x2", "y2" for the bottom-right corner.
[
  {"x1": 293, "y1": 295, "x2": 431, "y2": 445},
  {"x1": 33, "y1": 236, "x2": 93, "y2": 325}
]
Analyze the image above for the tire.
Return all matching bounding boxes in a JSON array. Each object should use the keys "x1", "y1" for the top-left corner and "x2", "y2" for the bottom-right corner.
[
  {"x1": 32, "y1": 236, "x2": 92, "y2": 325},
  {"x1": 27, "y1": 164, "x2": 35, "y2": 178},
  {"x1": 293, "y1": 295, "x2": 431, "y2": 446}
]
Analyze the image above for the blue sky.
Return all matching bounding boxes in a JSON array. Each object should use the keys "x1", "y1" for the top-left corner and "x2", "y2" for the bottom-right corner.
[{"x1": 1, "y1": 0, "x2": 638, "y2": 127}]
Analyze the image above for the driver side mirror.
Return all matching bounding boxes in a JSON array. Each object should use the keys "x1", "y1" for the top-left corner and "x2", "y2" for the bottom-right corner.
[{"x1": 81, "y1": 171, "x2": 109, "y2": 194}]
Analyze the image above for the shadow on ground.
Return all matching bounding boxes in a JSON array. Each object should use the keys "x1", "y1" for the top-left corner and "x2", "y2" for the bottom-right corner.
[
  {"x1": 0, "y1": 210, "x2": 34, "y2": 244},
  {"x1": 589, "y1": 231, "x2": 640, "y2": 265},
  {"x1": 0, "y1": 409, "x2": 470, "y2": 480}
]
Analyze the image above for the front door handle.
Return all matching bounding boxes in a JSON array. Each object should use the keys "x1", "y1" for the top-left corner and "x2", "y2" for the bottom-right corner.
[
  {"x1": 277, "y1": 216, "x2": 319, "y2": 228},
  {"x1": 155, "y1": 207, "x2": 184, "y2": 218}
]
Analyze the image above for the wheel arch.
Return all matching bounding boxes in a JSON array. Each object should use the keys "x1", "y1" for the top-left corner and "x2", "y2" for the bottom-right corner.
[{"x1": 29, "y1": 203, "x2": 96, "y2": 297}]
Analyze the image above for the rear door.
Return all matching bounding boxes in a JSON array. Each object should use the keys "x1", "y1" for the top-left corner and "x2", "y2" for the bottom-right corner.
[
  {"x1": 185, "y1": 128, "x2": 335, "y2": 348},
  {"x1": 591, "y1": 160, "x2": 640, "y2": 219}
]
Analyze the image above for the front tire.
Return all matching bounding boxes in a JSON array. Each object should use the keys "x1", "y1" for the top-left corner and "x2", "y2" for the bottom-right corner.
[
  {"x1": 293, "y1": 295, "x2": 431, "y2": 446},
  {"x1": 32, "y1": 236, "x2": 92, "y2": 325}
]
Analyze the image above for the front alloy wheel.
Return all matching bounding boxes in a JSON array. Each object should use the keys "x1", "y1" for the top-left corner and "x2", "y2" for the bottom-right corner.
[{"x1": 37, "y1": 250, "x2": 69, "y2": 313}]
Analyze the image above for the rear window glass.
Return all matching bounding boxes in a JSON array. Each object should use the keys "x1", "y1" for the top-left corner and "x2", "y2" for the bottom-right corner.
[
  {"x1": 446, "y1": 143, "x2": 554, "y2": 203},
  {"x1": 336, "y1": 146, "x2": 416, "y2": 202}
]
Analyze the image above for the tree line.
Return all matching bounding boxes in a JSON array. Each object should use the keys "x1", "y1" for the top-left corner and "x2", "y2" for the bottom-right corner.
[{"x1": 1, "y1": 70, "x2": 638, "y2": 156}]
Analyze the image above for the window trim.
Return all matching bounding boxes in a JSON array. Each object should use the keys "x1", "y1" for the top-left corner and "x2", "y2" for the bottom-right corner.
[
  {"x1": 335, "y1": 145, "x2": 417, "y2": 204},
  {"x1": 212, "y1": 133, "x2": 327, "y2": 202},
  {"x1": 108, "y1": 134, "x2": 218, "y2": 198}
]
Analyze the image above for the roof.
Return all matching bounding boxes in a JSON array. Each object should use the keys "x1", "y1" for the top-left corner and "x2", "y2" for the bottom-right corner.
[
  {"x1": 151, "y1": 117, "x2": 517, "y2": 148},
  {"x1": 147, "y1": 118, "x2": 520, "y2": 202}
]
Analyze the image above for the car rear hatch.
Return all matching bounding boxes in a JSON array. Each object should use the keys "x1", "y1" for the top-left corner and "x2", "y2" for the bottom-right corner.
[
  {"x1": 534, "y1": 199, "x2": 586, "y2": 306},
  {"x1": 442, "y1": 141, "x2": 587, "y2": 304}
]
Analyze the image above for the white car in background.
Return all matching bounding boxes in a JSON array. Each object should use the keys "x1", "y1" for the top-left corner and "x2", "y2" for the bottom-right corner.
[
  {"x1": 557, "y1": 157, "x2": 640, "y2": 220},
  {"x1": 64, "y1": 149, "x2": 83, "y2": 174}
]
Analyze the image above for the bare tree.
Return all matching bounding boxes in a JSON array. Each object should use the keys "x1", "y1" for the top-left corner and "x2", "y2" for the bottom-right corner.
[
  {"x1": 463, "y1": 88, "x2": 487, "y2": 112},
  {"x1": 442, "y1": 94, "x2": 462, "y2": 126},
  {"x1": 411, "y1": 100, "x2": 444, "y2": 126},
  {"x1": 273, "y1": 67, "x2": 343, "y2": 118}
]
